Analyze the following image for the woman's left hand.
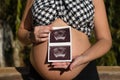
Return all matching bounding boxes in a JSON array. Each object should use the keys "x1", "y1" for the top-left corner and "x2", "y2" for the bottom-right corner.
[
  {"x1": 50, "y1": 55, "x2": 88, "y2": 70},
  {"x1": 69, "y1": 55, "x2": 88, "y2": 70}
]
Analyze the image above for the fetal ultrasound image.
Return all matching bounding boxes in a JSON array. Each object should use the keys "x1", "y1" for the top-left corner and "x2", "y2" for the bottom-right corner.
[
  {"x1": 49, "y1": 46, "x2": 71, "y2": 61},
  {"x1": 50, "y1": 28, "x2": 70, "y2": 43},
  {"x1": 48, "y1": 27, "x2": 72, "y2": 62}
]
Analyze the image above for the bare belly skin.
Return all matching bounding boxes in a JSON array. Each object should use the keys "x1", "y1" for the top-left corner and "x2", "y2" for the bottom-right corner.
[{"x1": 30, "y1": 19, "x2": 91, "y2": 80}]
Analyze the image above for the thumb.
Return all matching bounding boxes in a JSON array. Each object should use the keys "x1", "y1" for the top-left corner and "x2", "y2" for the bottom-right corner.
[
  {"x1": 70, "y1": 57, "x2": 79, "y2": 70},
  {"x1": 70, "y1": 55, "x2": 85, "y2": 70}
]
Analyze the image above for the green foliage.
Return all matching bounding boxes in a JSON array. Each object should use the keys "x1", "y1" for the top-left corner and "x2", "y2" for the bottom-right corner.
[
  {"x1": 16, "y1": 0, "x2": 22, "y2": 34},
  {"x1": 107, "y1": 0, "x2": 120, "y2": 65},
  {"x1": 0, "y1": 0, "x2": 26, "y2": 39},
  {"x1": 0, "y1": 0, "x2": 17, "y2": 37}
]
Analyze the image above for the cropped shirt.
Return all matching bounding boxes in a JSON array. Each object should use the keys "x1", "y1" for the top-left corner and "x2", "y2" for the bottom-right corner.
[{"x1": 32, "y1": 0, "x2": 95, "y2": 37}]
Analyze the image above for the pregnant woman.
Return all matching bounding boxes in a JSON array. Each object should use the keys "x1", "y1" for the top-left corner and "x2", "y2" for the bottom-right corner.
[{"x1": 18, "y1": 0, "x2": 112, "y2": 80}]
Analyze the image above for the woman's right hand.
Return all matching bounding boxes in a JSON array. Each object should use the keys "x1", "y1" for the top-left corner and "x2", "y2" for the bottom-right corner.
[{"x1": 29, "y1": 25, "x2": 52, "y2": 44}]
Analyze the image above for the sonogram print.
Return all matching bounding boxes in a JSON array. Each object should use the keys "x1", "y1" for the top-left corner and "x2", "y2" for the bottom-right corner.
[
  {"x1": 48, "y1": 27, "x2": 72, "y2": 62},
  {"x1": 50, "y1": 28, "x2": 70, "y2": 43},
  {"x1": 49, "y1": 46, "x2": 71, "y2": 60}
]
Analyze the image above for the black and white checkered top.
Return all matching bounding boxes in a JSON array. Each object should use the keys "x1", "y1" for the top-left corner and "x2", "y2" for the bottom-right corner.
[{"x1": 32, "y1": 0, "x2": 95, "y2": 37}]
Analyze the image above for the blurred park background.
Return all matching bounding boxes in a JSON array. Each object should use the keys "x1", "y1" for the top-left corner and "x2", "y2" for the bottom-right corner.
[{"x1": 0, "y1": 0, "x2": 120, "y2": 67}]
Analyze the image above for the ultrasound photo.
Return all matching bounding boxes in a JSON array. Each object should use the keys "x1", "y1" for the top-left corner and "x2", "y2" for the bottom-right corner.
[
  {"x1": 50, "y1": 27, "x2": 70, "y2": 43},
  {"x1": 48, "y1": 46, "x2": 71, "y2": 62},
  {"x1": 48, "y1": 26, "x2": 72, "y2": 62}
]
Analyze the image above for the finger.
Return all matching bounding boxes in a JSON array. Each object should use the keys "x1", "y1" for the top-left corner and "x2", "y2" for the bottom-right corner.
[
  {"x1": 53, "y1": 63, "x2": 68, "y2": 69},
  {"x1": 70, "y1": 56, "x2": 84, "y2": 70},
  {"x1": 51, "y1": 62, "x2": 68, "y2": 66},
  {"x1": 70, "y1": 61, "x2": 77, "y2": 70},
  {"x1": 37, "y1": 33, "x2": 49, "y2": 38},
  {"x1": 34, "y1": 26, "x2": 51, "y2": 34},
  {"x1": 33, "y1": 26, "x2": 51, "y2": 43},
  {"x1": 51, "y1": 62, "x2": 70, "y2": 69},
  {"x1": 37, "y1": 37, "x2": 48, "y2": 42},
  {"x1": 40, "y1": 25, "x2": 53, "y2": 32},
  {"x1": 53, "y1": 65, "x2": 68, "y2": 69},
  {"x1": 69, "y1": 58, "x2": 80, "y2": 70},
  {"x1": 40, "y1": 37, "x2": 48, "y2": 41},
  {"x1": 38, "y1": 27, "x2": 51, "y2": 38},
  {"x1": 42, "y1": 29, "x2": 51, "y2": 34}
]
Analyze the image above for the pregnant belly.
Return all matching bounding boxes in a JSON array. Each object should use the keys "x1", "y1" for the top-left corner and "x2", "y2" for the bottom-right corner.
[{"x1": 30, "y1": 19, "x2": 91, "y2": 80}]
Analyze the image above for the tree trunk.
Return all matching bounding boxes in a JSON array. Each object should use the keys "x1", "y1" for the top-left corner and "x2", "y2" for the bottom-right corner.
[{"x1": 0, "y1": 20, "x2": 5, "y2": 67}]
